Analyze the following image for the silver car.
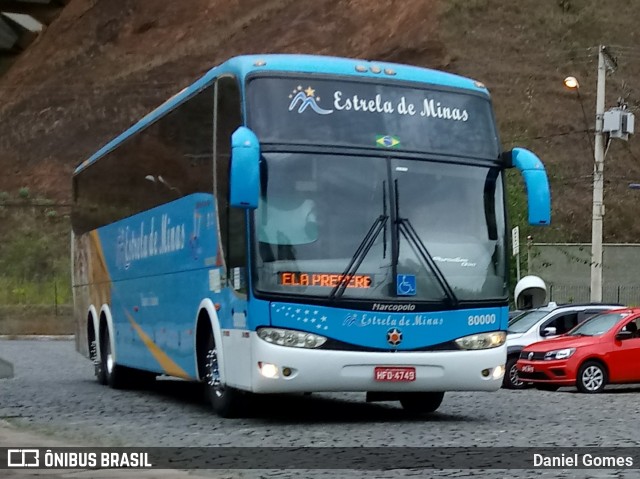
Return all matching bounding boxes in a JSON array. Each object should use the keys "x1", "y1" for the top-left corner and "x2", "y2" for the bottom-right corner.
[{"x1": 503, "y1": 302, "x2": 622, "y2": 389}]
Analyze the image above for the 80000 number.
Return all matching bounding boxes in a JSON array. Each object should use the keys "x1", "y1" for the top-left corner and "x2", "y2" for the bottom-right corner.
[{"x1": 468, "y1": 314, "x2": 497, "y2": 326}]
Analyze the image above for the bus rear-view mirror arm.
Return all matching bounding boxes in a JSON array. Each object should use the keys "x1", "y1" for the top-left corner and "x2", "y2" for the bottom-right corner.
[
  {"x1": 503, "y1": 147, "x2": 551, "y2": 226},
  {"x1": 230, "y1": 127, "x2": 260, "y2": 209}
]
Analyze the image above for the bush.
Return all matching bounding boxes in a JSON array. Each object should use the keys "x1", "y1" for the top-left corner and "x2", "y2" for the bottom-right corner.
[
  {"x1": 0, "y1": 195, "x2": 71, "y2": 306},
  {"x1": 18, "y1": 187, "x2": 30, "y2": 199}
]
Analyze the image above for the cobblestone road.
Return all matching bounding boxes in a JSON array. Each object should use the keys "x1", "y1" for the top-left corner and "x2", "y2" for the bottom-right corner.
[{"x1": 1, "y1": 339, "x2": 639, "y2": 478}]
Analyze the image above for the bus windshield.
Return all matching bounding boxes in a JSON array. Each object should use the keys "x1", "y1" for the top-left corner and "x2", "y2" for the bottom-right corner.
[{"x1": 253, "y1": 152, "x2": 507, "y2": 303}]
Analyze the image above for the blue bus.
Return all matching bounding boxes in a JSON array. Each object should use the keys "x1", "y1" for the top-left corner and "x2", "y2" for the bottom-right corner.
[{"x1": 71, "y1": 54, "x2": 550, "y2": 417}]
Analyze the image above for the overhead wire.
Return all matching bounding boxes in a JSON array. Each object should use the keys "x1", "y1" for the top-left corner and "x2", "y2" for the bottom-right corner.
[{"x1": 503, "y1": 129, "x2": 592, "y2": 143}]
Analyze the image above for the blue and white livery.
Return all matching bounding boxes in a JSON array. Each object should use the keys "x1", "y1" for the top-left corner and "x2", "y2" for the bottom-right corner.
[{"x1": 71, "y1": 54, "x2": 551, "y2": 416}]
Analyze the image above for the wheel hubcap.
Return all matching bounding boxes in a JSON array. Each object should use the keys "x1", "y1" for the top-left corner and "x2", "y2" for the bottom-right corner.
[
  {"x1": 106, "y1": 352, "x2": 114, "y2": 374},
  {"x1": 582, "y1": 366, "x2": 604, "y2": 391},
  {"x1": 90, "y1": 340, "x2": 99, "y2": 366},
  {"x1": 509, "y1": 364, "x2": 523, "y2": 387},
  {"x1": 206, "y1": 348, "x2": 223, "y2": 397}
]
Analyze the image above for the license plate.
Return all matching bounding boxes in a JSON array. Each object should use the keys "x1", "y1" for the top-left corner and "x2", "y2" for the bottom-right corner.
[
  {"x1": 374, "y1": 366, "x2": 416, "y2": 382},
  {"x1": 522, "y1": 365, "x2": 534, "y2": 373}
]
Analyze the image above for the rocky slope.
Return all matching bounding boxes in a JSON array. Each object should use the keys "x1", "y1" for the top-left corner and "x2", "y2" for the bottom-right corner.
[{"x1": 1, "y1": 0, "x2": 640, "y2": 242}]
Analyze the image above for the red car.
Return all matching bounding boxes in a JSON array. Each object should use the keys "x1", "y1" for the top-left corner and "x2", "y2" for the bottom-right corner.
[{"x1": 516, "y1": 308, "x2": 640, "y2": 393}]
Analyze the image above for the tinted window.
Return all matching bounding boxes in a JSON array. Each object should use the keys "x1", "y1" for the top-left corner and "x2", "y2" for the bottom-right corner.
[
  {"x1": 247, "y1": 76, "x2": 499, "y2": 159},
  {"x1": 508, "y1": 309, "x2": 551, "y2": 333},
  {"x1": 73, "y1": 85, "x2": 215, "y2": 234},
  {"x1": 544, "y1": 313, "x2": 578, "y2": 335},
  {"x1": 214, "y1": 76, "x2": 246, "y2": 274}
]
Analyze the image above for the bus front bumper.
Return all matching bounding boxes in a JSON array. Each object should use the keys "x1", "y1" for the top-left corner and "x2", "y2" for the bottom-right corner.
[{"x1": 250, "y1": 336, "x2": 506, "y2": 393}]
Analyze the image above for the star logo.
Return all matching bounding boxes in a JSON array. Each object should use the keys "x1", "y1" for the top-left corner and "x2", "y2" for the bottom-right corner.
[
  {"x1": 288, "y1": 84, "x2": 333, "y2": 115},
  {"x1": 387, "y1": 328, "x2": 403, "y2": 347},
  {"x1": 528, "y1": 352, "x2": 534, "y2": 360}
]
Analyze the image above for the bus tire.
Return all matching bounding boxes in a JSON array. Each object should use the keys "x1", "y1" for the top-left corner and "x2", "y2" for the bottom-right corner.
[
  {"x1": 92, "y1": 337, "x2": 108, "y2": 385},
  {"x1": 204, "y1": 332, "x2": 244, "y2": 418},
  {"x1": 399, "y1": 392, "x2": 444, "y2": 414},
  {"x1": 99, "y1": 325, "x2": 129, "y2": 389},
  {"x1": 503, "y1": 357, "x2": 527, "y2": 389}
]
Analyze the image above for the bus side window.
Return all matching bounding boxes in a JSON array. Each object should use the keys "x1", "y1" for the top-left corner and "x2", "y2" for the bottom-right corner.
[
  {"x1": 72, "y1": 85, "x2": 215, "y2": 234},
  {"x1": 214, "y1": 76, "x2": 245, "y2": 283}
]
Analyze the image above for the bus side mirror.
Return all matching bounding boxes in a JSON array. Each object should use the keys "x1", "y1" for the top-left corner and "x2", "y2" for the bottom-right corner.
[
  {"x1": 504, "y1": 147, "x2": 551, "y2": 226},
  {"x1": 230, "y1": 127, "x2": 260, "y2": 209}
]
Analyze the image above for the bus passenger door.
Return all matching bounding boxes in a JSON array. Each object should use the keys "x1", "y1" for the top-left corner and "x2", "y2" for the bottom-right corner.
[{"x1": 214, "y1": 75, "x2": 252, "y2": 390}]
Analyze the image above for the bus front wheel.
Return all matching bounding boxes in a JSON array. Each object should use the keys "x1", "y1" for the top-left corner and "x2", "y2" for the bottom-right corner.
[
  {"x1": 399, "y1": 392, "x2": 445, "y2": 414},
  {"x1": 204, "y1": 333, "x2": 244, "y2": 418}
]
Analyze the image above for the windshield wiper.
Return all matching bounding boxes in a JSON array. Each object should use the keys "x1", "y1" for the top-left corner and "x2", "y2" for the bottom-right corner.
[
  {"x1": 329, "y1": 182, "x2": 388, "y2": 300},
  {"x1": 329, "y1": 215, "x2": 388, "y2": 300},
  {"x1": 394, "y1": 179, "x2": 459, "y2": 307},
  {"x1": 397, "y1": 217, "x2": 459, "y2": 306}
]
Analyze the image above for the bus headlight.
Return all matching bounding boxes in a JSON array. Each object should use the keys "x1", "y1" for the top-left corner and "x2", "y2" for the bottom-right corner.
[
  {"x1": 257, "y1": 327, "x2": 327, "y2": 349},
  {"x1": 455, "y1": 331, "x2": 506, "y2": 350}
]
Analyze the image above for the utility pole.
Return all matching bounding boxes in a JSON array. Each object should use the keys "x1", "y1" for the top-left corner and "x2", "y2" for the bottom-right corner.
[
  {"x1": 566, "y1": 46, "x2": 631, "y2": 302},
  {"x1": 590, "y1": 45, "x2": 607, "y2": 302}
]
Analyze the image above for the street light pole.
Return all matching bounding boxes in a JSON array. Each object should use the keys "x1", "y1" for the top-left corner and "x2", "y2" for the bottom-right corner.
[
  {"x1": 590, "y1": 45, "x2": 607, "y2": 302},
  {"x1": 567, "y1": 47, "x2": 631, "y2": 302}
]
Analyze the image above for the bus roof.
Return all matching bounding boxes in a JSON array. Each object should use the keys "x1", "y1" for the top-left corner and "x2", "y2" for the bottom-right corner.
[{"x1": 74, "y1": 54, "x2": 490, "y2": 175}]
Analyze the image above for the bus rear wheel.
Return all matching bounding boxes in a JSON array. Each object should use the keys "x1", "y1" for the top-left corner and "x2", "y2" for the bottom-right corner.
[
  {"x1": 204, "y1": 333, "x2": 244, "y2": 418},
  {"x1": 399, "y1": 392, "x2": 444, "y2": 414},
  {"x1": 99, "y1": 326, "x2": 129, "y2": 389},
  {"x1": 92, "y1": 337, "x2": 108, "y2": 385}
]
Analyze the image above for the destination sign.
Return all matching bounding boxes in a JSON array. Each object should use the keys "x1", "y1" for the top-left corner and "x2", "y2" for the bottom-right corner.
[{"x1": 280, "y1": 272, "x2": 372, "y2": 289}]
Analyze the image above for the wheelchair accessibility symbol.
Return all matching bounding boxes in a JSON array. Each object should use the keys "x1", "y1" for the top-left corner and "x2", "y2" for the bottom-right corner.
[{"x1": 396, "y1": 274, "x2": 416, "y2": 296}]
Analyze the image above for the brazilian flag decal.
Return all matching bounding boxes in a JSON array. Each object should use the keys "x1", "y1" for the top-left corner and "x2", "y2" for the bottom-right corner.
[{"x1": 376, "y1": 135, "x2": 400, "y2": 148}]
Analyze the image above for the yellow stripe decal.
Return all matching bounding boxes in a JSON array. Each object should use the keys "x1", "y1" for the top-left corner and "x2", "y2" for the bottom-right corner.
[
  {"x1": 91, "y1": 230, "x2": 190, "y2": 379},
  {"x1": 89, "y1": 230, "x2": 110, "y2": 283},
  {"x1": 125, "y1": 312, "x2": 190, "y2": 379}
]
